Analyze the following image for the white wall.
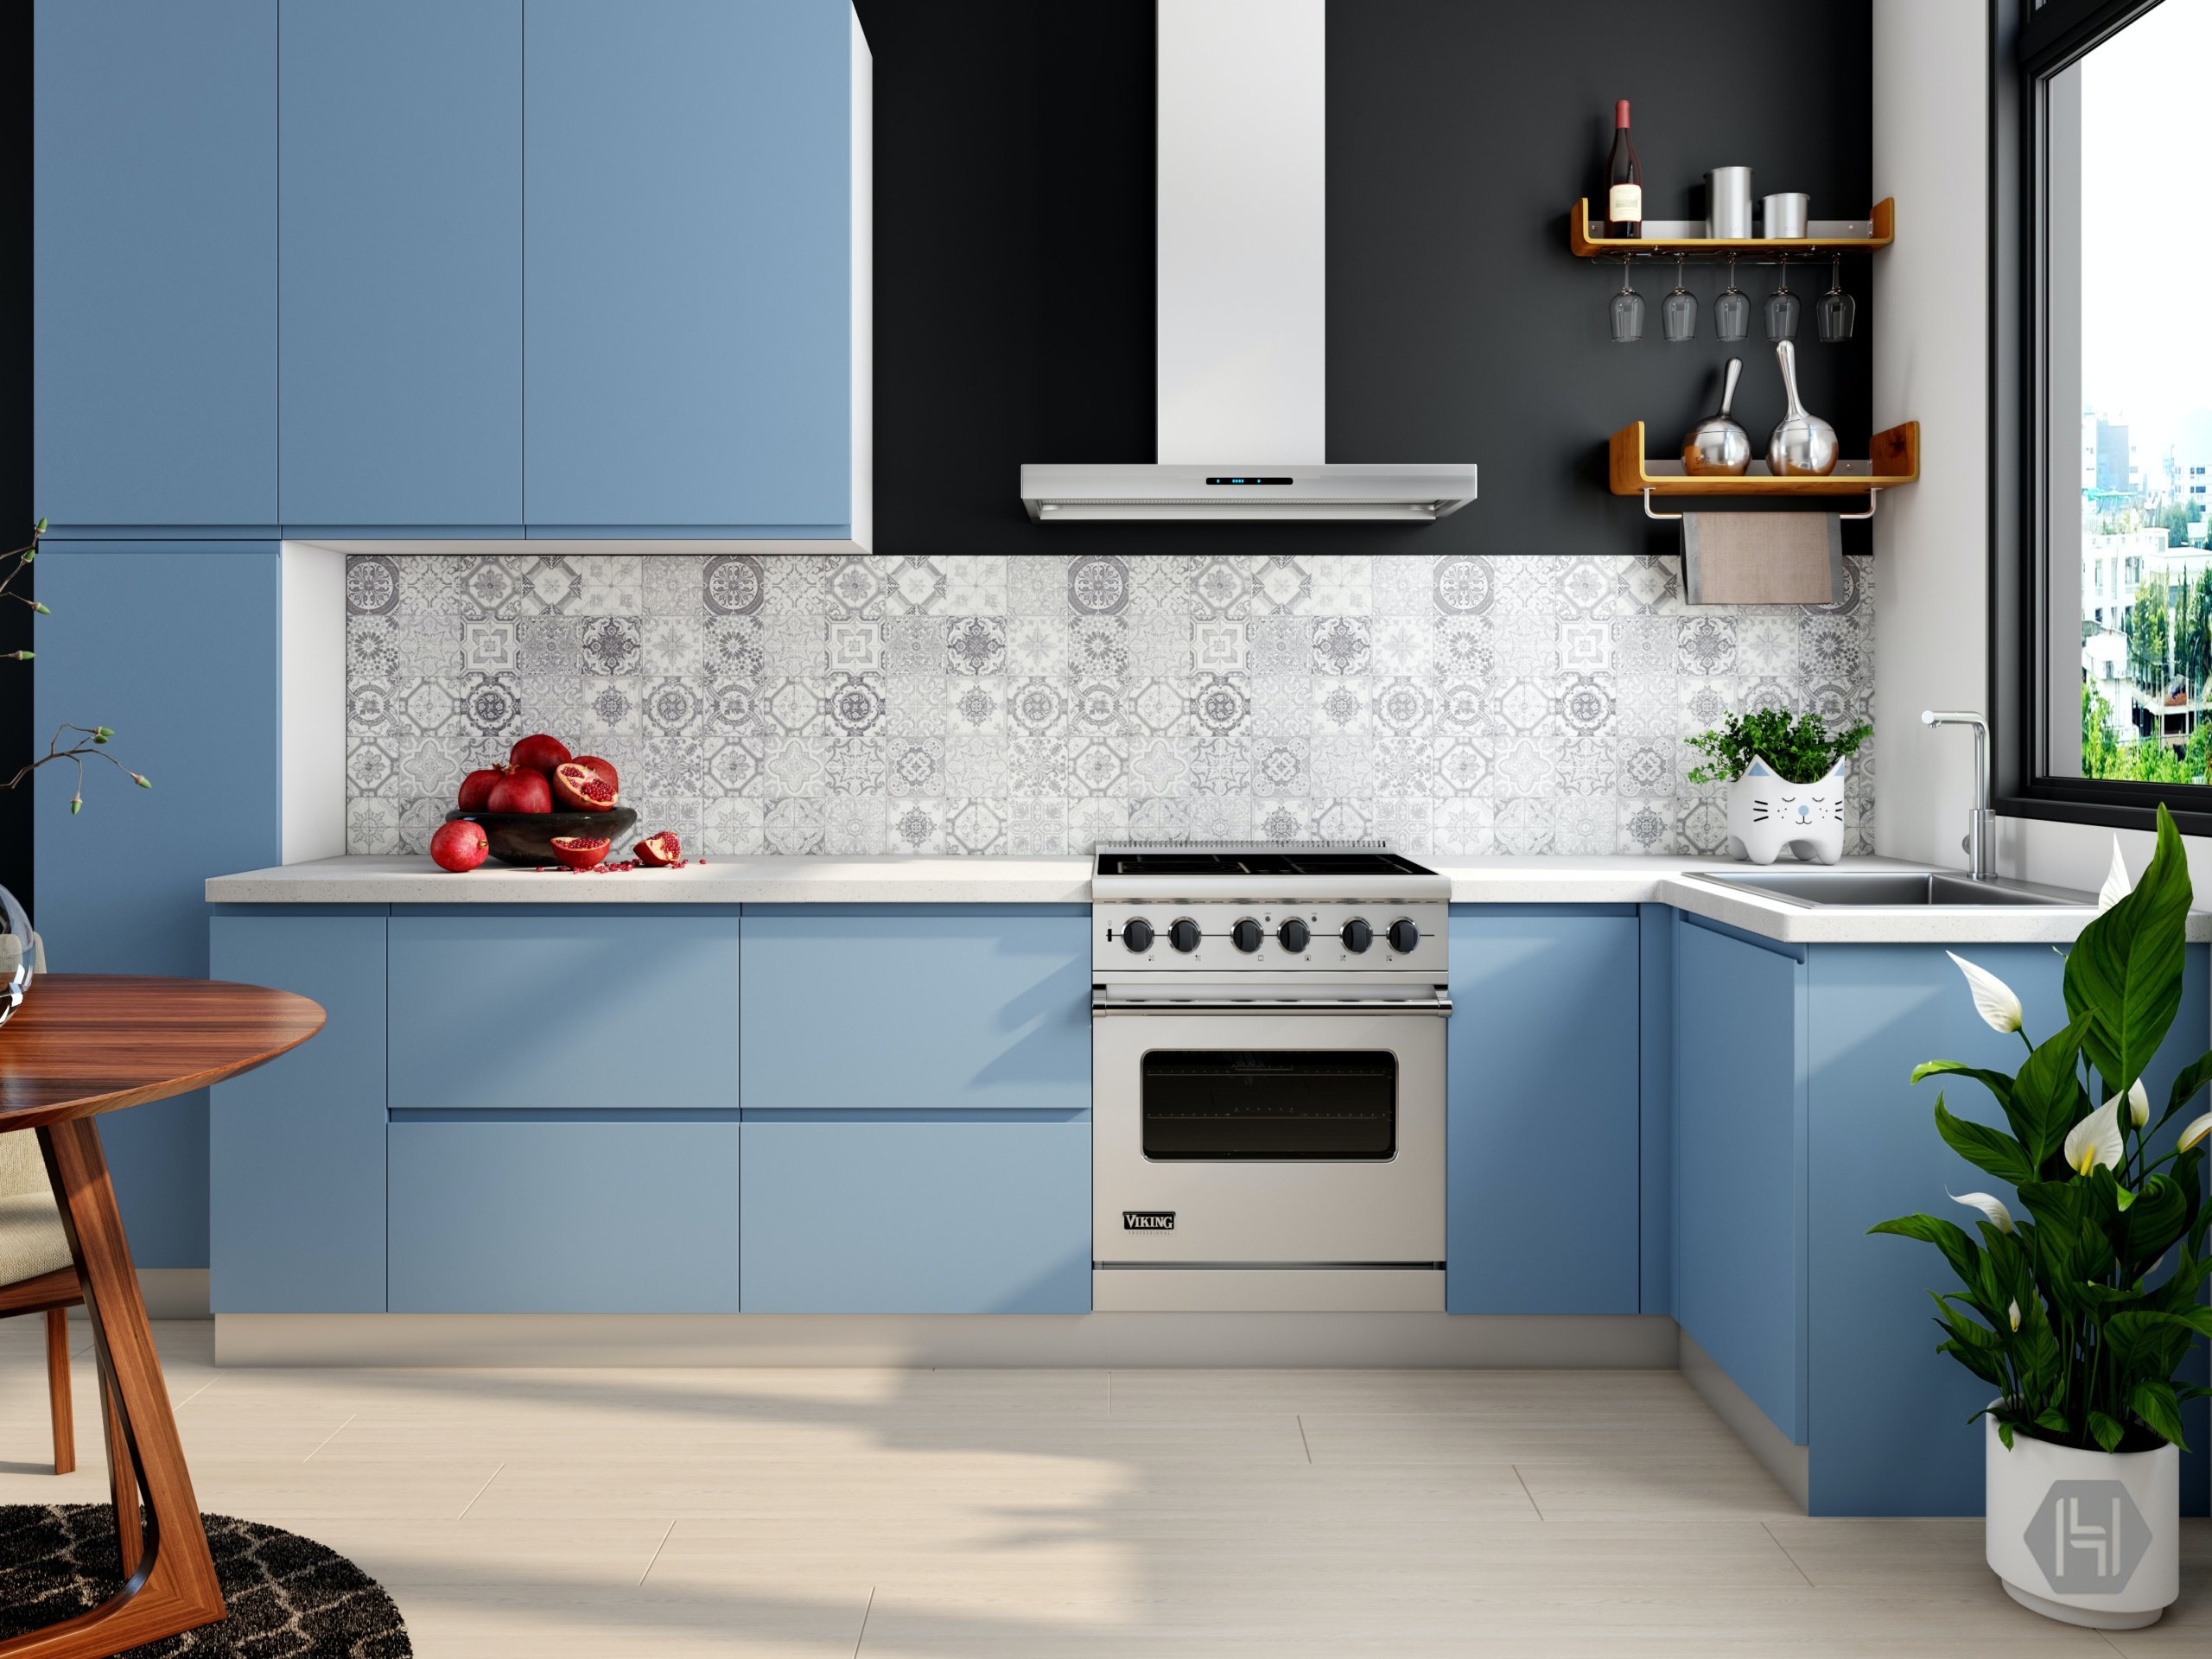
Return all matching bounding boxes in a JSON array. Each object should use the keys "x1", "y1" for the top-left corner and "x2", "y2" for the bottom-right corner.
[{"x1": 1871, "y1": 0, "x2": 2212, "y2": 898}]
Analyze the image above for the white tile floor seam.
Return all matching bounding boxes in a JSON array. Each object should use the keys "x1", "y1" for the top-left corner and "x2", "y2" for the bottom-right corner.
[{"x1": 3, "y1": 1319, "x2": 2206, "y2": 1656}]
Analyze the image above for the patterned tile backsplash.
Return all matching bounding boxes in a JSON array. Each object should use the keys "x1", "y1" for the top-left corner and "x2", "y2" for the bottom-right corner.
[{"x1": 344, "y1": 551, "x2": 1875, "y2": 858}]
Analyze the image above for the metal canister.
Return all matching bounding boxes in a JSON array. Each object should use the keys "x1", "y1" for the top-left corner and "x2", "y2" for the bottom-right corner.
[
  {"x1": 1761, "y1": 193, "x2": 1810, "y2": 238},
  {"x1": 1705, "y1": 167, "x2": 1753, "y2": 238}
]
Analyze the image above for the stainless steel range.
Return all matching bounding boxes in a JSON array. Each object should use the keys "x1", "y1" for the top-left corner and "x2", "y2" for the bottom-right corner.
[{"x1": 1090, "y1": 842, "x2": 1452, "y2": 1313}]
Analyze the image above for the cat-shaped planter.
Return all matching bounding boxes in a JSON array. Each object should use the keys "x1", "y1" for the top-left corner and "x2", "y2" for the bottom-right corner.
[{"x1": 1727, "y1": 754, "x2": 1847, "y2": 865}]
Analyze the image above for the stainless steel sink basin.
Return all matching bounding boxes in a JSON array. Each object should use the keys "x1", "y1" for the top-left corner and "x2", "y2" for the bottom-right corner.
[{"x1": 1685, "y1": 870, "x2": 2095, "y2": 908}]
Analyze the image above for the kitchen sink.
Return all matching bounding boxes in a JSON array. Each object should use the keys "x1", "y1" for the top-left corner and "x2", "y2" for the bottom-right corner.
[{"x1": 1684, "y1": 870, "x2": 2095, "y2": 908}]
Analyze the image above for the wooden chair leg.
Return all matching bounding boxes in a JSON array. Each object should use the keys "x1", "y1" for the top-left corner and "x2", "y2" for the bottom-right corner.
[
  {"x1": 0, "y1": 1118, "x2": 226, "y2": 1657},
  {"x1": 44, "y1": 1308, "x2": 73, "y2": 1477}
]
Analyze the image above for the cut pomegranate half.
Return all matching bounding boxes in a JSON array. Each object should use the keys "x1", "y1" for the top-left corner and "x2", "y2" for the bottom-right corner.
[
  {"x1": 547, "y1": 835, "x2": 611, "y2": 869},
  {"x1": 634, "y1": 830, "x2": 683, "y2": 867},
  {"x1": 551, "y1": 761, "x2": 620, "y2": 812}
]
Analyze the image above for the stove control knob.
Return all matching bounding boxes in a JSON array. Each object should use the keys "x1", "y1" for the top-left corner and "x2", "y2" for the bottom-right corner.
[
  {"x1": 1168, "y1": 918, "x2": 1203, "y2": 953},
  {"x1": 1342, "y1": 918, "x2": 1373, "y2": 954},
  {"x1": 1387, "y1": 918, "x2": 1421, "y2": 954},
  {"x1": 1230, "y1": 918, "x2": 1264, "y2": 953},
  {"x1": 1278, "y1": 918, "x2": 1312, "y2": 954},
  {"x1": 1122, "y1": 917, "x2": 1154, "y2": 953}
]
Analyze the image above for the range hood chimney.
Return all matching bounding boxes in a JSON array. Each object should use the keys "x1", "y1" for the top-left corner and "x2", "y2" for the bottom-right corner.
[{"x1": 1020, "y1": 0, "x2": 1474, "y2": 524}]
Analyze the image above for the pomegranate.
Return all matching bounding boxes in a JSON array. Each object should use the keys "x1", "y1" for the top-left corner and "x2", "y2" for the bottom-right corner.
[
  {"x1": 429, "y1": 819, "x2": 489, "y2": 873},
  {"x1": 551, "y1": 761, "x2": 619, "y2": 812},
  {"x1": 486, "y1": 767, "x2": 554, "y2": 814},
  {"x1": 548, "y1": 835, "x2": 611, "y2": 869},
  {"x1": 509, "y1": 732, "x2": 573, "y2": 777},
  {"x1": 634, "y1": 830, "x2": 683, "y2": 867},
  {"x1": 571, "y1": 753, "x2": 620, "y2": 793},
  {"x1": 455, "y1": 766, "x2": 505, "y2": 812}
]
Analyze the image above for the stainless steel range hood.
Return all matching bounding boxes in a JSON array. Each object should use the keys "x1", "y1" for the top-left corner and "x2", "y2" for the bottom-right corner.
[{"x1": 1019, "y1": 0, "x2": 1474, "y2": 524}]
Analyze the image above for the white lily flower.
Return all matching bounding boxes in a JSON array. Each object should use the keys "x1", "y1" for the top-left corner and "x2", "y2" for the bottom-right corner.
[
  {"x1": 2008, "y1": 1298, "x2": 2021, "y2": 1333},
  {"x1": 2129, "y1": 1078, "x2": 2150, "y2": 1128},
  {"x1": 2180, "y1": 1111, "x2": 2212, "y2": 1153},
  {"x1": 2065, "y1": 1095, "x2": 2126, "y2": 1178},
  {"x1": 1947, "y1": 1188, "x2": 2015, "y2": 1234},
  {"x1": 1947, "y1": 951, "x2": 2023, "y2": 1034},
  {"x1": 2097, "y1": 838, "x2": 2133, "y2": 913}
]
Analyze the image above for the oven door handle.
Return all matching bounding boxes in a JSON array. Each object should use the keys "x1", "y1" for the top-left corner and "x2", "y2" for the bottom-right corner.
[{"x1": 1091, "y1": 992, "x2": 1453, "y2": 1015}]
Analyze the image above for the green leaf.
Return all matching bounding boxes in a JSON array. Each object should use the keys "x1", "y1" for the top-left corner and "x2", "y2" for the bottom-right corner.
[
  {"x1": 2007, "y1": 1011, "x2": 2097, "y2": 1168},
  {"x1": 2128, "y1": 1379, "x2": 2190, "y2": 1449},
  {"x1": 2064, "y1": 804, "x2": 2192, "y2": 1096},
  {"x1": 2089, "y1": 1410, "x2": 2127, "y2": 1452},
  {"x1": 2165, "y1": 1049, "x2": 2212, "y2": 1126},
  {"x1": 1912, "y1": 1059, "x2": 2014, "y2": 1108},
  {"x1": 1998, "y1": 1420, "x2": 2016, "y2": 1450},
  {"x1": 1934, "y1": 1096, "x2": 2037, "y2": 1188},
  {"x1": 2126, "y1": 1174, "x2": 2191, "y2": 1264},
  {"x1": 1870, "y1": 1212, "x2": 1982, "y2": 1287}
]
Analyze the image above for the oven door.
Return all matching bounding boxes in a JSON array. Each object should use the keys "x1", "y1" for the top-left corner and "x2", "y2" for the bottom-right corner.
[{"x1": 1090, "y1": 994, "x2": 1446, "y2": 1266}]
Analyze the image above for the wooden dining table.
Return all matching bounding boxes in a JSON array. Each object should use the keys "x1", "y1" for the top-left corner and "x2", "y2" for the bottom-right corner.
[{"x1": 0, "y1": 975, "x2": 323, "y2": 1659}]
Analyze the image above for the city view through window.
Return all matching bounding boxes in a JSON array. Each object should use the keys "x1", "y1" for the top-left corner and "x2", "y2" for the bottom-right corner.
[{"x1": 2067, "y1": 2, "x2": 2212, "y2": 782}]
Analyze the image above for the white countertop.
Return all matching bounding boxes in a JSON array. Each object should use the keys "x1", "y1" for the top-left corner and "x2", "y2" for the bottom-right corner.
[{"x1": 207, "y1": 853, "x2": 2208, "y2": 944}]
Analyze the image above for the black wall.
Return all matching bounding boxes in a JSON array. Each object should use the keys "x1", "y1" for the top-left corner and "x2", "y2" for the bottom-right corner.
[{"x1": 855, "y1": 0, "x2": 1872, "y2": 560}]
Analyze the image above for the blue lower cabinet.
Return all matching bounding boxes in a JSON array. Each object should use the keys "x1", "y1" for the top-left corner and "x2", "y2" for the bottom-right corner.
[
  {"x1": 1674, "y1": 918, "x2": 1808, "y2": 1446},
  {"x1": 208, "y1": 909, "x2": 388, "y2": 1312},
  {"x1": 1446, "y1": 906, "x2": 1642, "y2": 1314},
  {"x1": 388, "y1": 907, "x2": 741, "y2": 1113},
  {"x1": 388, "y1": 1118, "x2": 740, "y2": 1313},
  {"x1": 741, "y1": 1115, "x2": 1090, "y2": 1313}
]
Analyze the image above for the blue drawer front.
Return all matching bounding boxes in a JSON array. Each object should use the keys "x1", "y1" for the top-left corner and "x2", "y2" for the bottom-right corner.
[
  {"x1": 35, "y1": 0, "x2": 276, "y2": 530},
  {"x1": 388, "y1": 912, "x2": 740, "y2": 1113},
  {"x1": 209, "y1": 912, "x2": 389, "y2": 1311},
  {"x1": 741, "y1": 1118, "x2": 1090, "y2": 1313},
  {"x1": 389, "y1": 1118, "x2": 739, "y2": 1313},
  {"x1": 741, "y1": 907, "x2": 1090, "y2": 1116},
  {"x1": 280, "y1": 0, "x2": 523, "y2": 527},
  {"x1": 1446, "y1": 907, "x2": 1642, "y2": 1314}
]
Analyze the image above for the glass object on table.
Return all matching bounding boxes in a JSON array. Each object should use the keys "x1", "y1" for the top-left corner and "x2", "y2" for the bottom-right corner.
[
  {"x1": 1662, "y1": 254, "x2": 1697, "y2": 343},
  {"x1": 1764, "y1": 253, "x2": 1799, "y2": 340},
  {"x1": 1609, "y1": 259, "x2": 1644, "y2": 344},
  {"x1": 1713, "y1": 253, "x2": 1750, "y2": 341},
  {"x1": 1818, "y1": 253, "x2": 1856, "y2": 342}
]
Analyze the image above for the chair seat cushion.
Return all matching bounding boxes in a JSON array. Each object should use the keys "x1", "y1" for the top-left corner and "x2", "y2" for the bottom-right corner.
[{"x1": 0, "y1": 1192, "x2": 72, "y2": 1287}]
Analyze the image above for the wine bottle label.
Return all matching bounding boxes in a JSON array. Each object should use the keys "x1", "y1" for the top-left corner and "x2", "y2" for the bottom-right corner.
[{"x1": 1608, "y1": 184, "x2": 1643, "y2": 224}]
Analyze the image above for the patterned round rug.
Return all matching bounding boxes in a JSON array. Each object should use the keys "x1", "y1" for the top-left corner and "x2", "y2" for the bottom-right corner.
[{"x1": 0, "y1": 1505, "x2": 410, "y2": 1656}]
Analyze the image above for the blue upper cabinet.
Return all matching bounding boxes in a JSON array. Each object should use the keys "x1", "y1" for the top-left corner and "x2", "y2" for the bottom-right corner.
[
  {"x1": 523, "y1": 0, "x2": 867, "y2": 541},
  {"x1": 279, "y1": 1, "x2": 523, "y2": 532},
  {"x1": 35, "y1": 0, "x2": 277, "y2": 534},
  {"x1": 1446, "y1": 906, "x2": 1643, "y2": 1315}
]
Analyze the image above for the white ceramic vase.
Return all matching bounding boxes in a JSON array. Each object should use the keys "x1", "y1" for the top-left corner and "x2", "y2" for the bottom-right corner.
[
  {"x1": 1724, "y1": 754, "x2": 1847, "y2": 865},
  {"x1": 1984, "y1": 1414, "x2": 2177, "y2": 1629}
]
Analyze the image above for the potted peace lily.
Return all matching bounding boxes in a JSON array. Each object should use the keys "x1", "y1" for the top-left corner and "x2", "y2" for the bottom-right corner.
[
  {"x1": 1873, "y1": 805, "x2": 2212, "y2": 1630},
  {"x1": 1684, "y1": 708, "x2": 1870, "y2": 866}
]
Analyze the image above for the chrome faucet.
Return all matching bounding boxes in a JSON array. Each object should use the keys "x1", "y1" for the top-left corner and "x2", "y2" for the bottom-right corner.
[{"x1": 1922, "y1": 710, "x2": 1993, "y2": 880}]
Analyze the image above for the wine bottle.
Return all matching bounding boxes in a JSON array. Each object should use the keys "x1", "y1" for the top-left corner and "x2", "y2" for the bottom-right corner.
[{"x1": 1605, "y1": 100, "x2": 1642, "y2": 238}]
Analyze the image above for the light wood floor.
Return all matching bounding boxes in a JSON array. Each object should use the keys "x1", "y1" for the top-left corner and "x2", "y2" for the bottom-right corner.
[{"x1": 3, "y1": 1319, "x2": 2206, "y2": 1656}]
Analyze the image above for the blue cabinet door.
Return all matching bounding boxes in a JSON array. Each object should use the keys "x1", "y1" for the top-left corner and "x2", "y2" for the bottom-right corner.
[
  {"x1": 1675, "y1": 918, "x2": 1808, "y2": 1445},
  {"x1": 389, "y1": 1118, "x2": 740, "y2": 1312},
  {"x1": 280, "y1": 0, "x2": 523, "y2": 531},
  {"x1": 741, "y1": 1117, "x2": 1090, "y2": 1313},
  {"x1": 36, "y1": 545, "x2": 283, "y2": 1265},
  {"x1": 35, "y1": 0, "x2": 276, "y2": 532},
  {"x1": 522, "y1": 0, "x2": 851, "y2": 533},
  {"x1": 1446, "y1": 906, "x2": 1643, "y2": 1314},
  {"x1": 209, "y1": 910, "x2": 388, "y2": 1311}
]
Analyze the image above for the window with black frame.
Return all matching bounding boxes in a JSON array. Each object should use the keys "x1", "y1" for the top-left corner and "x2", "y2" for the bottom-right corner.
[{"x1": 2023, "y1": 0, "x2": 2212, "y2": 810}]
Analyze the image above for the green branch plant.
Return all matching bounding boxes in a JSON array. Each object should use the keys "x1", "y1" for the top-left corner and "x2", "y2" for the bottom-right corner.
[
  {"x1": 1873, "y1": 804, "x2": 2212, "y2": 1455},
  {"x1": 1683, "y1": 708, "x2": 1872, "y2": 786},
  {"x1": 1, "y1": 520, "x2": 149, "y2": 814}
]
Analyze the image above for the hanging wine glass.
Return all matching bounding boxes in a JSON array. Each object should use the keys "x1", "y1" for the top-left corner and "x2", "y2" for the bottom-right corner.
[
  {"x1": 1764, "y1": 252, "x2": 1800, "y2": 340},
  {"x1": 1662, "y1": 254, "x2": 1697, "y2": 344},
  {"x1": 1714, "y1": 253, "x2": 1750, "y2": 342},
  {"x1": 1817, "y1": 252, "x2": 1857, "y2": 343},
  {"x1": 1609, "y1": 258, "x2": 1645, "y2": 344}
]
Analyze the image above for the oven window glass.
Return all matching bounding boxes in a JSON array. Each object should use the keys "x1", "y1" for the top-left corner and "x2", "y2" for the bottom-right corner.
[{"x1": 1141, "y1": 1050, "x2": 1396, "y2": 1160}]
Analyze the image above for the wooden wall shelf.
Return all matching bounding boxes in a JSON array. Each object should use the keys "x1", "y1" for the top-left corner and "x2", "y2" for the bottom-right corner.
[
  {"x1": 1572, "y1": 197, "x2": 1894, "y2": 262},
  {"x1": 1609, "y1": 420, "x2": 1919, "y2": 498}
]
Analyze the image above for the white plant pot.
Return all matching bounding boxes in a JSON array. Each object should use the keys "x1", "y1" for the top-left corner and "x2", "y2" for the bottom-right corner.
[
  {"x1": 1985, "y1": 1414, "x2": 2177, "y2": 1629},
  {"x1": 1725, "y1": 753, "x2": 1847, "y2": 865}
]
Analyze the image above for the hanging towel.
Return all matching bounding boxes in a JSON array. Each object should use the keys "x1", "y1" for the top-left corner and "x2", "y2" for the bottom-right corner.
[{"x1": 1681, "y1": 511, "x2": 1844, "y2": 606}]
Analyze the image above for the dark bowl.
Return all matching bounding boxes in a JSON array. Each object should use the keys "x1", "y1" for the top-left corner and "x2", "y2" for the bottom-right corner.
[{"x1": 443, "y1": 808, "x2": 638, "y2": 868}]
